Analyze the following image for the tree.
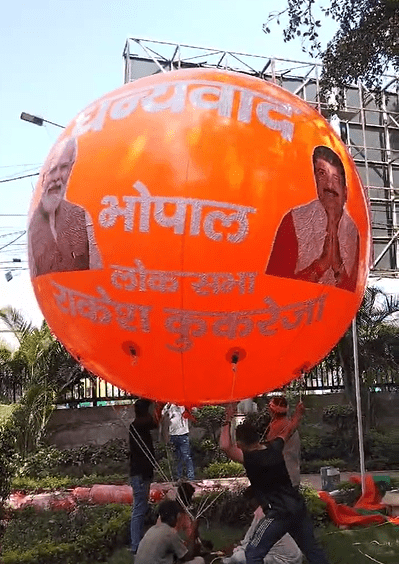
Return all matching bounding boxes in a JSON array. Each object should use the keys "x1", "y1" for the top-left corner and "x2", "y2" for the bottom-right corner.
[
  {"x1": 194, "y1": 405, "x2": 226, "y2": 462},
  {"x1": 0, "y1": 307, "x2": 86, "y2": 457},
  {"x1": 334, "y1": 285, "x2": 399, "y2": 431},
  {"x1": 263, "y1": 0, "x2": 399, "y2": 94},
  {"x1": 0, "y1": 307, "x2": 86, "y2": 396}
]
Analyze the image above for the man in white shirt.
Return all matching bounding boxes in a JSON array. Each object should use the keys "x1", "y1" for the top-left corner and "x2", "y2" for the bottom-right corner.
[{"x1": 162, "y1": 404, "x2": 195, "y2": 481}]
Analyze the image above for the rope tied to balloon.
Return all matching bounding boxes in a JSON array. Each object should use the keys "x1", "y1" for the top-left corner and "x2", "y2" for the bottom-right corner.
[{"x1": 111, "y1": 401, "x2": 228, "y2": 524}]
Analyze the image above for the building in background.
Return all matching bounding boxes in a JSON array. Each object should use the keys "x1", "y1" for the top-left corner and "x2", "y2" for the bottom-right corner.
[{"x1": 123, "y1": 37, "x2": 399, "y2": 280}]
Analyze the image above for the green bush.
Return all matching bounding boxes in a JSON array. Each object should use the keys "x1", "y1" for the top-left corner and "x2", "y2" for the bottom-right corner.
[
  {"x1": 2, "y1": 504, "x2": 131, "y2": 564},
  {"x1": 301, "y1": 458, "x2": 346, "y2": 474},
  {"x1": 0, "y1": 415, "x2": 19, "y2": 528},
  {"x1": 19, "y1": 446, "x2": 65, "y2": 478},
  {"x1": 300, "y1": 427, "x2": 323, "y2": 458},
  {"x1": 153, "y1": 457, "x2": 175, "y2": 483},
  {"x1": 299, "y1": 484, "x2": 329, "y2": 527},
  {"x1": 300, "y1": 423, "x2": 399, "y2": 472},
  {"x1": 367, "y1": 429, "x2": 399, "y2": 465},
  {"x1": 192, "y1": 405, "x2": 226, "y2": 468},
  {"x1": 18, "y1": 439, "x2": 130, "y2": 479},
  {"x1": 12, "y1": 473, "x2": 128, "y2": 493},
  {"x1": 334, "y1": 480, "x2": 362, "y2": 506},
  {"x1": 0, "y1": 423, "x2": 17, "y2": 503},
  {"x1": 322, "y1": 405, "x2": 355, "y2": 427},
  {"x1": 203, "y1": 461, "x2": 245, "y2": 478}
]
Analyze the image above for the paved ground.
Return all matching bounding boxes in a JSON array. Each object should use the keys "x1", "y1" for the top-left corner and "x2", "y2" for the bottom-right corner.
[
  {"x1": 190, "y1": 470, "x2": 399, "y2": 495},
  {"x1": 300, "y1": 470, "x2": 399, "y2": 490}
]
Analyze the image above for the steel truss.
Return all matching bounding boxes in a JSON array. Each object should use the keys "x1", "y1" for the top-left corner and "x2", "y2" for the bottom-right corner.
[{"x1": 123, "y1": 38, "x2": 399, "y2": 278}]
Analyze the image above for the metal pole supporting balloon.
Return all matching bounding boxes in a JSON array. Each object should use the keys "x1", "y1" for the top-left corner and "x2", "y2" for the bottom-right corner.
[{"x1": 352, "y1": 317, "x2": 366, "y2": 494}]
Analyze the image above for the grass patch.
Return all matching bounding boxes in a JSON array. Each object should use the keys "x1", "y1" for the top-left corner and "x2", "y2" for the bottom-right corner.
[
  {"x1": 320, "y1": 522, "x2": 399, "y2": 564},
  {"x1": 106, "y1": 548, "x2": 132, "y2": 564},
  {"x1": 199, "y1": 524, "x2": 243, "y2": 552}
]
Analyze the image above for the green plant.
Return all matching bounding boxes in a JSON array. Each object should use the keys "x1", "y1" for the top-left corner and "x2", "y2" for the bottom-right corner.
[
  {"x1": 193, "y1": 406, "x2": 225, "y2": 457},
  {"x1": 153, "y1": 456, "x2": 174, "y2": 483},
  {"x1": 2, "y1": 504, "x2": 131, "y2": 564},
  {"x1": 367, "y1": 429, "x2": 399, "y2": 465},
  {"x1": 203, "y1": 461, "x2": 245, "y2": 479},
  {"x1": 11, "y1": 473, "x2": 128, "y2": 493},
  {"x1": 323, "y1": 405, "x2": 355, "y2": 429},
  {"x1": 16, "y1": 439, "x2": 130, "y2": 480},
  {"x1": 242, "y1": 407, "x2": 271, "y2": 437},
  {"x1": 300, "y1": 427, "x2": 323, "y2": 459},
  {"x1": 299, "y1": 484, "x2": 329, "y2": 527},
  {"x1": 0, "y1": 421, "x2": 18, "y2": 528},
  {"x1": 334, "y1": 480, "x2": 363, "y2": 506},
  {"x1": 301, "y1": 458, "x2": 346, "y2": 474},
  {"x1": 0, "y1": 403, "x2": 15, "y2": 422}
]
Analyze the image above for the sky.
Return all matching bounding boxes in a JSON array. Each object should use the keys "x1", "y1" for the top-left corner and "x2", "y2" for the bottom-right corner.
[{"x1": 1, "y1": 0, "x2": 392, "y2": 345}]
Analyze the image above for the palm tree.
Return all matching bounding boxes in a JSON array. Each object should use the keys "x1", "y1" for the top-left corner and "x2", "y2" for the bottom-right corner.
[
  {"x1": 0, "y1": 307, "x2": 85, "y2": 457},
  {"x1": 335, "y1": 285, "x2": 399, "y2": 431}
]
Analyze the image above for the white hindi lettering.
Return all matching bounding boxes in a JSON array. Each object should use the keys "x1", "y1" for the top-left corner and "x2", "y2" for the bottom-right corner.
[
  {"x1": 51, "y1": 280, "x2": 326, "y2": 351},
  {"x1": 164, "y1": 294, "x2": 327, "y2": 352},
  {"x1": 110, "y1": 259, "x2": 257, "y2": 295},
  {"x1": 71, "y1": 80, "x2": 299, "y2": 142},
  {"x1": 51, "y1": 281, "x2": 152, "y2": 333},
  {"x1": 99, "y1": 181, "x2": 257, "y2": 243}
]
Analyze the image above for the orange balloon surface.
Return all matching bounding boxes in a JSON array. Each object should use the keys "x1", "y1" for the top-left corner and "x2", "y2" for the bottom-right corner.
[{"x1": 28, "y1": 69, "x2": 371, "y2": 405}]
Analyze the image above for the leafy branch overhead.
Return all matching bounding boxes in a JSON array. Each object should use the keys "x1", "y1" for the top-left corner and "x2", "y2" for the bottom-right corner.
[{"x1": 263, "y1": 0, "x2": 399, "y2": 92}]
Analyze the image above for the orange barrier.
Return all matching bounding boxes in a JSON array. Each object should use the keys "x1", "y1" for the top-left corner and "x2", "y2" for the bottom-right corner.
[
  {"x1": 8, "y1": 491, "x2": 77, "y2": 512},
  {"x1": 71, "y1": 486, "x2": 91, "y2": 502},
  {"x1": 88, "y1": 484, "x2": 133, "y2": 505},
  {"x1": 9, "y1": 484, "x2": 171, "y2": 511}
]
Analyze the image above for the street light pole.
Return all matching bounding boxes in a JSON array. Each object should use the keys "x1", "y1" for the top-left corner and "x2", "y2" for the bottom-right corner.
[{"x1": 20, "y1": 112, "x2": 65, "y2": 129}]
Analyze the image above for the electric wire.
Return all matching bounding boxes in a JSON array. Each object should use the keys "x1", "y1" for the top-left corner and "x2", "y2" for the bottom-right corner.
[
  {"x1": 0, "y1": 173, "x2": 39, "y2": 183},
  {"x1": 0, "y1": 232, "x2": 26, "y2": 251}
]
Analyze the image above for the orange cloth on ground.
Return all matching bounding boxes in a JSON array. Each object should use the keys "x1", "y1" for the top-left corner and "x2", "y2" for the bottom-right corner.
[
  {"x1": 349, "y1": 474, "x2": 384, "y2": 511},
  {"x1": 318, "y1": 490, "x2": 386, "y2": 527}
]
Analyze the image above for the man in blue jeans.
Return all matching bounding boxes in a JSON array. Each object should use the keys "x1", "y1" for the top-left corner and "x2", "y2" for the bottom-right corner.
[
  {"x1": 162, "y1": 404, "x2": 195, "y2": 481},
  {"x1": 129, "y1": 399, "x2": 161, "y2": 553}
]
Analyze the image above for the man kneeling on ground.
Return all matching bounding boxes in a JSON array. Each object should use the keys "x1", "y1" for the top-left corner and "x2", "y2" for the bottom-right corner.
[
  {"x1": 222, "y1": 488, "x2": 302, "y2": 564},
  {"x1": 134, "y1": 499, "x2": 204, "y2": 564}
]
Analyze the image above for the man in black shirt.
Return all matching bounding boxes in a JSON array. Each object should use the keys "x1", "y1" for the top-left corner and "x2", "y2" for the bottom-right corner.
[
  {"x1": 220, "y1": 402, "x2": 329, "y2": 564},
  {"x1": 129, "y1": 399, "x2": 161, "y2": 553}
]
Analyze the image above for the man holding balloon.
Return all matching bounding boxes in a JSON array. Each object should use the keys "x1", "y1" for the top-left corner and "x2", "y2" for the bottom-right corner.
[{"x1": 220, "y1": 402, "x2": 330, "y2": 564}]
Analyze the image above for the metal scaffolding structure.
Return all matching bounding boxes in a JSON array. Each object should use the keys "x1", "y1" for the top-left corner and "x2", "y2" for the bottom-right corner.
[{"x1": 123, "y1": 37, "x2": 399, "y2": 279}]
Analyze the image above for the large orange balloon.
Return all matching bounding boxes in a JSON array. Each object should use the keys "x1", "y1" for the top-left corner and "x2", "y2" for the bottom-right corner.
[{"x1": 28, "y1": 69, "x2": 371, "y2": 405}]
